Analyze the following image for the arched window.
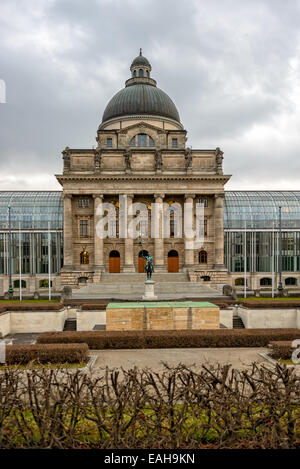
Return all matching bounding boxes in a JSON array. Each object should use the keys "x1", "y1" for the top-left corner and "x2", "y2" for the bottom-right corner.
[
  {"x1": 80, "y1": 251, "x2": 89, "y2": 265},
  {"x1": 109, "y1": 250, "x2": 120, "y2": 258},
  {"x1": 201, "y1": 275, "x2": 211, "y2": 282},
  {"x1": 260, "y1": 277, "x2": 272, "y2": 286},
  {"x1": 235, "y1": 278, "x2": 247, "y2": 286},
  {"x1": 133, "y1": 70, "x2": 136, "y2": 77},
  {"x1": 40, "y1": 279, "x2": 53, "y2": 288},
  {"x1": 13, "y1": 279, "x2": 26, "y2": 288},
  {"x1": 146, "y1": 70, "x2": 149, "y2": 77},
  {"x1": 168, "y1": 250, "x2": 178, "y2": 258},
  {"x1": 78, "y1": 277, "x2": 87, "y2": 284},
  {"x1": 130, "y1": 134, "x2": 155, "y2": 147},
  {"x1": 139, "y1": 69, "x2": 144, "y2": 77},
  {"x1": 285, "y1": 277, "x2": 297, "y2": 286},
  {"x1": 199, "y1": 250, "x2": 207, "y2": 264}
]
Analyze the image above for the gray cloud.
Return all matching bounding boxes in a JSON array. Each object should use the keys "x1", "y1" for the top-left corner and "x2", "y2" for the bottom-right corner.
[{"x1": 0, "y1": 0, "x2": 300, "y2": 190}]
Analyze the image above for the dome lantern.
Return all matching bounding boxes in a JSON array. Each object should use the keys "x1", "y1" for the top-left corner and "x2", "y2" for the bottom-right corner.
[
  {"x1": 100, "y1": 51, "x2": 181, "y2": 127},
  {"x1": 130, "y1": 48, "x2": 152, "y2": 80}
]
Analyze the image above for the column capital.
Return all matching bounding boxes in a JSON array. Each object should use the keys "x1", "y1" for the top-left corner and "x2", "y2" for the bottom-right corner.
[
  {"x1": 184, "y1": 194, "x2": 196, "y2": 200},
  {"x1": 126, "y1": 193, "x2": 134, "y2": 199},
  {"x1": 214, "y1": 193, "x2": 225, "y2": 199},
  {"x1": 92, "y1": 194, "x2": 104, "y2": 200},
  {"x1": 62, "y1": 193, "x2": 72, "y2": 200},
  {"x1": 154, "y1": 193, "x2": 165, "y2": 199}
]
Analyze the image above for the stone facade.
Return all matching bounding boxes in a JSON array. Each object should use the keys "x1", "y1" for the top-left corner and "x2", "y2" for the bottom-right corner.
[
  {"x1": 56, "y1": 53, "x2": 231, "y2": 288},
  {"x1": 106, "y1": 302, "x2": 220, "y2": 331}
]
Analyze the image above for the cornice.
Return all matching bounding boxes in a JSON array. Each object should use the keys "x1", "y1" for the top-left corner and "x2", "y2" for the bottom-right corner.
[{"x1": 56, "y1": 173, "x2": 231, "y2": 182}]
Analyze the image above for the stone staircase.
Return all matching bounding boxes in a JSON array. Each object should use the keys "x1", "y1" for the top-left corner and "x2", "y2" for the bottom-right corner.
[
  {"x1": 72, "y1": 273, "x2": 225, "y2": 300},
  {"x1": 63, "y1": 318, "x2": 77, "y2": 331},
  {"x1": 100, "y1": 272, "x2": 189, "y2": 284},
  {"x1": 233, "y1": 317, "x2": 245, "y2": 329}
]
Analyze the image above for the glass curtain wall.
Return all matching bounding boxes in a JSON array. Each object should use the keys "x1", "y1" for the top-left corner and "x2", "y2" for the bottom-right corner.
[
  {"x1": 0, "y1": 192, "x2": 63, "y2": 275},
  {"x1": 224, "y1": 191, "x2": 300, "y2": 273}
]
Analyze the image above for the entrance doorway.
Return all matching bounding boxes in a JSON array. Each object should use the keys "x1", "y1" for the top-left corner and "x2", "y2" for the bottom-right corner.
[
  {"x1": 109, "y1": 250, "x2": 120, "y2": 273},
  {"x1": 168, "y1": 250, "x2": 179, "y2": 272},
  {"x1": 138, "y1": 250, "x2": 149, "y2": 273}
]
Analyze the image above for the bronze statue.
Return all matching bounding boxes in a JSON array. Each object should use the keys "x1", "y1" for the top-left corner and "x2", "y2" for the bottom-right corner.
[{"x1": 142, "y1": 252, "x2": 154, "y2": 279}]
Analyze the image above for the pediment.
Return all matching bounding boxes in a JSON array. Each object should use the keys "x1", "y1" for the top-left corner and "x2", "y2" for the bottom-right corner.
[{"x1": 117, "y1": 121, "x2": 166, "y2": 135}]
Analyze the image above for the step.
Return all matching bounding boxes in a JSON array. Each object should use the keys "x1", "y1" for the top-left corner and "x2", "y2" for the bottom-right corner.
[
  {"x1": 100, "y1": 273, "x2": 189, "y2": 284},
  {"x1": 63, "y1": 319, "x2": 77, "y2": 331},
  {"x1": 233, "y1": 317, "x2": 245, "y2": 329},
  {"x1": 75, "y1": 282, "x2": 222, "y2": 295},
  {"x1": 72, "y1": 281, "x2": 224, "y2": 300}
]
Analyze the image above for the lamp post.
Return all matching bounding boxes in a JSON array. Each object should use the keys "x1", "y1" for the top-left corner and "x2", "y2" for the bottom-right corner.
[
  {"x1": 8, "y1": 205, "x2": 13, "y2": 296},
  {"x1": 278, "y1": 205, "x2": 283, "y2": 295}
]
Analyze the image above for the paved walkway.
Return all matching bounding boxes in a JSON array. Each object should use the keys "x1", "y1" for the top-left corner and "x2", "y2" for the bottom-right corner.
[{"x1": 93, "y1": 347, "x2": 268, "y2": 372}]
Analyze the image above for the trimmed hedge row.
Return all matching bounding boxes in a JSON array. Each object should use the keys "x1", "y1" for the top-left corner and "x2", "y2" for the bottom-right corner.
[
  {"x1": 81, "y1": 303, "x2": 109, "y2": 311},
  {"x1": 78, "y1": 300, "x2": 300, "y2": 311},
  {"x1": 269, "y1": 341, "x2": 296, "y2": 360},
  {"x1": 239, "y1": 301, "x2": 300, "y2": 309},
  {"x1": 5, "y1": 343, "x2": 89, "y2": 364},
  {"x1": 37, "y1": 329, "x2": 300, "y2": 349},
  {"x1": 0, "y1": 303, "x2": 63, "y2": 312}
]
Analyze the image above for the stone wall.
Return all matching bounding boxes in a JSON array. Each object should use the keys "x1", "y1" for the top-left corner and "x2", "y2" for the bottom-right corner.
[
  {"x1": 0, "y1": 309, "x2": 67, "y2": 335},
  {"x1": 61, "y1": 270, "x2": 95, "y2": 286},
  {"x1": 76, "y1": 310, "x2": 106, "y2": 331},
  {"x1": 106, "y1": 301, "x2": 220, "y2": 331},
  {"x1": 220, "y1": 308, "x2": 233, "y2": 329},
  {"x1": 0, "y1": 275, "x2": 61, "y2": 296},
  {"x1": 237, "y1": 306, "x2": 300, "y2": 329},
  {"x1": 188, "y1": 270, "x2": 228, "y2": 286}
]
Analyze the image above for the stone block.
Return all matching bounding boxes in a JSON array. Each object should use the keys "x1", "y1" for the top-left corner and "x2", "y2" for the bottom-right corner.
[{"x1": 106, "y1": 301, "x2": 220, "y2": 331}]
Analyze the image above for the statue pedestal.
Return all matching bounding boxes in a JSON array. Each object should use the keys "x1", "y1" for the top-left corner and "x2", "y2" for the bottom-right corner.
[{"x1": 142, "y1": 279, "x2": 157, "y2": 301}]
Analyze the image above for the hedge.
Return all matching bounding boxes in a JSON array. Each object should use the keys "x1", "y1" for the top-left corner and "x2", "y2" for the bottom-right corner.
[
  {"x1": 269, "y1": 341, "x2": 298, "y2": 360},
  {"x1": 0, "y1": 364, "x2": 299, "y2": 449},
  {"x1": 37, "y1": 329, "x2": 300, "y2": 350},
  {"x1": 239, "y1": 301, "x2": 300, "y2": 309},
  {"x1": 76, "y1": 300, "x2": 300, "y2": 311},
  {"x1": 0, "y1": 303, "x2": 64, "y2": 312},
  {"x1": 81, "y1": 303, "x2": 109, "y2": 310},
  {"x1": 5, "y1": 343, "x2": 89, "y2": 364}
]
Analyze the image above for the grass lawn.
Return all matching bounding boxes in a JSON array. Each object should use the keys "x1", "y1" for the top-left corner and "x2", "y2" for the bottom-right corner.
[
  {"x1": 0, "y1": 362, "x2": 87, "y2": 369},
  {"x1": 279, "y1": 358, "x2": 300, "y2": 365}
]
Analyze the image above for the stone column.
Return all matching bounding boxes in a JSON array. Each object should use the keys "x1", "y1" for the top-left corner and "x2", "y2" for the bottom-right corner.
[
  {"x1": 184, "y1": 194, "x2": 195, "y2": 268},
  {"x1": 154, "y1": 193, "x2": 165, "y2": 271},
  {"x1": 62, "y1": 194, "x2": 73, "y2": 270},
  {"x1": 123, "y1": 194, "x2": 135, "y2": 272},
  {"x1": 213, "y1": 194, "x2": 226, "y2": 269},
  {"x1": 93, "y1": 195, "x2": 105, "y2": 274}
]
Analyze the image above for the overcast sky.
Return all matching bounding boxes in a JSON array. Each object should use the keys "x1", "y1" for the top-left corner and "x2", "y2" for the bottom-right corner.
[{"x1": 1, "y1": 0, "x2": 300, "y2": 191}]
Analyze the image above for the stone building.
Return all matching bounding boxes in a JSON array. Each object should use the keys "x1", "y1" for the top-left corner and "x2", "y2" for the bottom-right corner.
[
  {"x1": 1, "y1": 53, "x2": 299, "y2": 298},
  {"x1": 56, "y1": 51, "x2": 231, "y2": 288}
]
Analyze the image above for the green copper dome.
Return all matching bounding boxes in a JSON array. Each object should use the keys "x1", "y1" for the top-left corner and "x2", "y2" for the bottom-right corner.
[
  {"x1": 102, "y1": 84, "x2": 180, "y2": 123},
  {"x1": 101, "y1": 52, "x2": 181, "y2": 124}
]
